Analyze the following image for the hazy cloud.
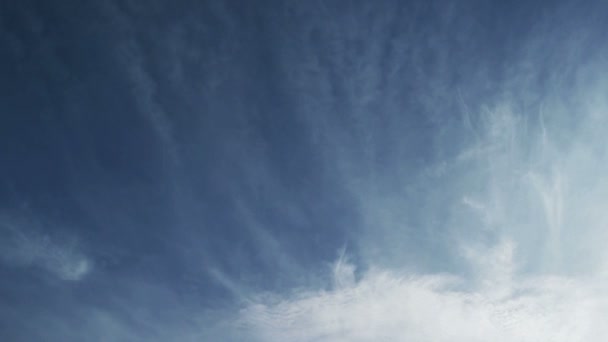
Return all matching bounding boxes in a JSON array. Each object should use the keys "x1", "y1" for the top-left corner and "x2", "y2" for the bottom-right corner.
[{"x1": 0, "y1": 215, "x2": 91, "y2": 281}]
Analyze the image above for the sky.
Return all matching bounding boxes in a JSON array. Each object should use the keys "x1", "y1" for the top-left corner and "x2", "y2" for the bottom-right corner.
[{"x1": 2, "y1": 0, "x2": 608, "y2": 341}]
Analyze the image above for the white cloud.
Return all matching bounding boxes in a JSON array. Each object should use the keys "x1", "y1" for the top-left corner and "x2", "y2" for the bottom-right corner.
[{"x1": 234, "y1": 245, "x2": 606, "y2": 341}]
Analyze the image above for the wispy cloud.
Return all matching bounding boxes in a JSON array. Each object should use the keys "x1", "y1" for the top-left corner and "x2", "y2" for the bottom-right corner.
[
  {"x1": 223, "y1": 3, "x2": 608, "y2": 338},
  {"x1": 0, "y1": 215, "x2": 91, "y2": 281}
]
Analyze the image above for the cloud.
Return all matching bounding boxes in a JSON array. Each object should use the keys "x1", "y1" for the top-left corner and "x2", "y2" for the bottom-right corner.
[
  {"x1": 0, "y1": 215, "x2": 92, "y2": 281},
  {"x1": 233, "y1": 243, "x2": 605, "y2": 341},
  {"x1": 223, "y1": 6, "x2": 608, "y2": 337}
]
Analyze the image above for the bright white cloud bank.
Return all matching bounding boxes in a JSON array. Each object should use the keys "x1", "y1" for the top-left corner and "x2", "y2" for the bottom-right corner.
[{"x1": 236, "y1": 244, "x2": 606, "y2": 341}]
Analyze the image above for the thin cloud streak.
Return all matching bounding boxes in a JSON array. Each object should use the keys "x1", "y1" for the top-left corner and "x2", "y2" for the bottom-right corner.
[{"x1": 0, "y1": 215, "x2": 91, "y2": 281}]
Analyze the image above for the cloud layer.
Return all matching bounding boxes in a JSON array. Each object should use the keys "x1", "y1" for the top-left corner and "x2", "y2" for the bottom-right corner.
[{"x1": 236, "y1": 245, "x2": 606, "y2": 341}]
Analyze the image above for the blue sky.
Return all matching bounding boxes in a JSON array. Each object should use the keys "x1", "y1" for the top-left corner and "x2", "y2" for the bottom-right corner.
[{"x1": 2, "y1": 0, "x2": 608, "y2": 340}]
